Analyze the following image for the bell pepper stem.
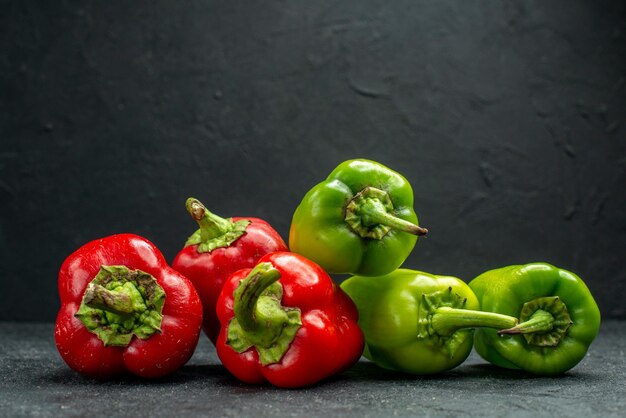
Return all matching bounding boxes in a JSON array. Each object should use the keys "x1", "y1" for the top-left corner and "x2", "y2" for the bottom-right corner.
[
  {"x1": 74, "y1": 265, "x2": 166, "y2": 347},
  {"x1": 233, "y1": 262, "x2": 283, "y2": 334},
  {"x1": 83, "y1": 283, "x2": 135, "y2": 315},
  {"x1": 498, "y1": 309, "x2": 555, "y2": 335},
  {"x1": 359, "y1": 199, "x2": 429, "y2": 236},
  {"x1": 430, "y1": 307, "x2": 518, "y2": 336},
  {"x1": 186, "y1": 197, "x2": 235, "y2": 241},
  {"x1": 345, "y1": 186, "x2": 428, "y2": 239},
  {"x1": 185, "y1": 197, "x2": 251, "y2": 252},
  {"x1": 228, "y1": 262, "x2": 302, "y2": 365},
  {"x1": 497, "y1": 296, "x2": 573, "y2": 346},
  {"x1": 423, "y1": 292, "x2": 573, "y2": 349}
]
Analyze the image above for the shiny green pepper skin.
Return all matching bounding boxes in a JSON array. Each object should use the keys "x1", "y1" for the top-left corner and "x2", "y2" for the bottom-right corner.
[
  {"x1": 469, "y1": 263, "x2": 601, "y2": 375},
  {"x1": 289, "y1": 159, "x2": 427, "y2": 276},
  {"x1": 341, "y1": 269, "x2": 517, "y2": 374}
]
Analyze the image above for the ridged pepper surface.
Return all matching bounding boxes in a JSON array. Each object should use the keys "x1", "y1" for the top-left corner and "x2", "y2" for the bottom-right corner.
[
  {"x1": 173, "y1": 198, "x2": 287, "y2": 343},
  {"x1": 55, "y1": 234, "x2": 202, "y2": 378},
  {"x1": 290, "y1": 159, "x2": 427, "y2": 276},
  {"x1": 216, "y1": 252, "x2": 364, "y2": 387},
  {"x1": 469, "y1": 263, "x2": 601, "y2": 374}
]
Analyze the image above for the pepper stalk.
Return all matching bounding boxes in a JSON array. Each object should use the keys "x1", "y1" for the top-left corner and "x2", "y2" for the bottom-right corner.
[
  {"x1": 184, "y1": 198, "x2": 251, "y2": 253},
  {"x1": 344, "y1": 187, "x2": 428, "y2": 239},
  {"x1": 421, "y1": 288, "x2": 571, "y2": 351},
  {"x1": 226, "y1": 262, "x2": 302, "y2": 366},
  {"x1": 74, "y1": 265, "x2": 166, "y2": 347}
]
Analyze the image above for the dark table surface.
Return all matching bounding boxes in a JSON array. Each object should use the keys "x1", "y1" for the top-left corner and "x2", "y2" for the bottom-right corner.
[{"x1": 1, "y1": 321, "x2": 624, "y2": 417}]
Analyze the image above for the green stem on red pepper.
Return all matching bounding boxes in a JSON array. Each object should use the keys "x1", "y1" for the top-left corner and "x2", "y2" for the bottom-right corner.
[
  {"x1": 226, "y1": 262, "x2": 302, "y2": 366},
  {"x1": 82, "y1": 283, "x2": 135, "y2": 315},
  {"x1": 216, "y1": 252, "x2": 364, "y2": 388},
  {"x1": 74, "y1": 265, "x2": 165, "y2": 347},
  {"x1": 185, "y1": 198, "x2": 251, "y2": 253},
  {"x1": 55, "y1": 234, "x2": 202, "y2": 379}
]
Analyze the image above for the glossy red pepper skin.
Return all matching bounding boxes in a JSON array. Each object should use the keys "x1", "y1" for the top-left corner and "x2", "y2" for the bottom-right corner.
[
  {"x1": 216, "y1": 252, "x2": 364, "y2": 388},
  {"x1": 173, "y1": 216, "x2": 288, "y2": 344},
  {"x1": 55, "y1": 234, "x2": 203, "y2": 378}
]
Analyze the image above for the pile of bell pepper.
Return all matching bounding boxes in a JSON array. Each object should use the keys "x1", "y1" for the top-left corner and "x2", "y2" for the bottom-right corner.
[{"x1": 55, "y1": 158, "x2": 601, "y2": 387}]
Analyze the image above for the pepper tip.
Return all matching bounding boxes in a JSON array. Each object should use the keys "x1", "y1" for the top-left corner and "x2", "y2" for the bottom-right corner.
[{"x1": 186, "y1": 197, "x2": 206, "y2": 221}]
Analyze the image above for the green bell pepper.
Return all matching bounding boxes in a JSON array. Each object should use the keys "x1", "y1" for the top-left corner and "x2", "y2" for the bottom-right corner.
[
  {"x1": 469, "y1": 262, "x2": 601, "y2": 375},
  {"x1": 289, "y1": 159, "x2": 428, "y2": 276},
  {"x1": 340, "y1": 269, "x2": 522, "y2": 374}
]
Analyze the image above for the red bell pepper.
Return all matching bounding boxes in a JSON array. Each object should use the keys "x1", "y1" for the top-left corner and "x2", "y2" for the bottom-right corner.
[
  {"x1": 216, "y1": 252, "x2": 364, "y2": 388},
  {"x1": 55, "y1": 234, "x2": 203, "y2": 378},
  {"x1": 172, "y1": 198, "x2": 288, "y2": 343}
]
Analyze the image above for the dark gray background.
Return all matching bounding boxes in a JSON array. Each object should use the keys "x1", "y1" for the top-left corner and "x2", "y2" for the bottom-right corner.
[{"x1": 1, "y1": 1, "x2": 625, "y2": 321}]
